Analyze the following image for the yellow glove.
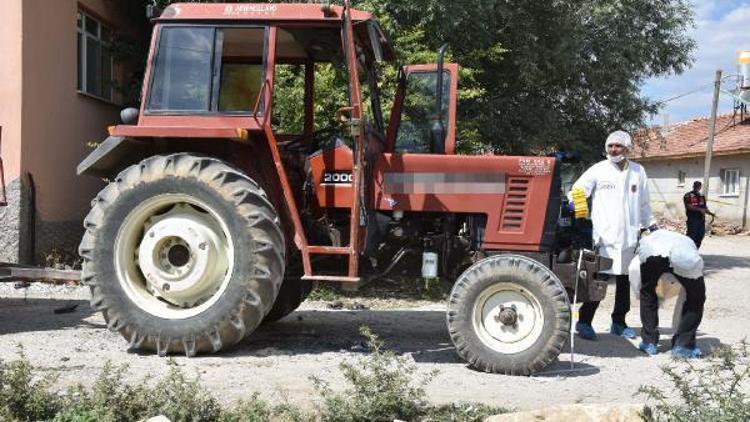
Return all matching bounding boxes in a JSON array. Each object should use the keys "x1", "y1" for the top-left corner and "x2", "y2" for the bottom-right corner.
[{"x1": 571, "y1": 187, "x2": 589, "y2": 219}]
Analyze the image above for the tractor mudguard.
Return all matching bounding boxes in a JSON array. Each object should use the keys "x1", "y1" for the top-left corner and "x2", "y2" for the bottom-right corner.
[{"x1": 77, "y1": 136, "x2": 151, "y2": 178}]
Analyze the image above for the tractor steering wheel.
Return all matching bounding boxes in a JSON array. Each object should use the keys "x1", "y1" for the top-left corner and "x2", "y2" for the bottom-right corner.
[{"x1": 280, "y1": 125, "x2": 340, "y2": 154}]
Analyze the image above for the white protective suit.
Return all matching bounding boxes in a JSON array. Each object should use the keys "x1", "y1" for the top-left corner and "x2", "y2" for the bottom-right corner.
[
  {"x1": 628, "y1": 229, "x2": 704, "y2": 296},
  {"x1": 569, "y1": 160, "x2": 653, "y2": 274}
]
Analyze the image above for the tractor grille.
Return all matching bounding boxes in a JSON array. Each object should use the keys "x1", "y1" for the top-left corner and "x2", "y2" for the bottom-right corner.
[{"x1": 500, "y1": 177, "x2": 530, "y2": 231}]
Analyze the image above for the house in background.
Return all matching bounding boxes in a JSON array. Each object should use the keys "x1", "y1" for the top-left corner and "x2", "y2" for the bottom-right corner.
[
  {"x1": 0, "y1": 0, "x2": 131, "y2": 263},
  {"x1": 633, "y1": 113, "x2": 750, "y2": 229}
]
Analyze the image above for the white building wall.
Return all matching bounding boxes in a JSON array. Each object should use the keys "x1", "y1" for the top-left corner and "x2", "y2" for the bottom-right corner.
[{"x1": 638, "y1": 154, "x2": 750, "y2": 227}]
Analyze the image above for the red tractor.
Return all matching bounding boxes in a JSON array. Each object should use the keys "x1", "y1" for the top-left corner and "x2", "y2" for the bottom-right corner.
[{"x1": 77, "y1": 2, "x2": 609, "y2": 375}]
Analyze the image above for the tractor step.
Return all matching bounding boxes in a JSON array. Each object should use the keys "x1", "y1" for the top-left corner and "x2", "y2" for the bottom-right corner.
[
  {"x1": 301, "y1": 275, "x2": 359, "y2": 284},
  {"x1": 306, "y1": 246, "x2": 352, "y2": 255},
  {"x1": 301, "y1": 246, "x2": 359, "y2": 289}
]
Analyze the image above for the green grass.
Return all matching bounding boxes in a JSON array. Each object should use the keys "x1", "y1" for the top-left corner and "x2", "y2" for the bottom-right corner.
[
  {"x1": 0, "y1": 345, "x2": 59, "y2": 421},
  {"x1": 306, "y1": 283, "x2": 341, "y2": 302},
  {"x1": 313, "y1": 327, "x2": 507, "y2": 422},
  {"x1": 639, "y1": 340, "x2": 750, "y2": 421},
  {"x1": 306, "y1": 275, "x2": 452, "y2": 304},
  {"x1": 0, "y1": 330, "x2": 506, "y2": 422}
]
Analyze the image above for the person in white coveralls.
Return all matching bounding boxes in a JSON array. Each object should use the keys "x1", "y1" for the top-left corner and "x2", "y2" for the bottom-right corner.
[
  {"x1": 635, "y1": 230, "x2": 706, "y2": 358},
  {"x1": 568, "y1": 130, "x2": 656, "y2": 340}
]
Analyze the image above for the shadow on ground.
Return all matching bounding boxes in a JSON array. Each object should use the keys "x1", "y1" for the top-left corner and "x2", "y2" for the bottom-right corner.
[
  {"x1": 228, "y1": 310, "x2": 697, "y2": 367},
  {"x1": 533, "y1": 360, "x2": 600, "y2": 377},
  {"x1": 231, "y1": 310, "x2": 460, "y2": 363},
  {"x1": 2, "y1": 298, "x2": 726, "y2": 374},
  {"x1": 701, "y1": 254, "x2": 750, "y2": 274},
  {"x1": 656, "y1": 335, "x2": 725, "y2": 355},
  {"x1": 0, "y1": 298, "x2": 99, "y2": 335},
  {"x1": 562, "y1": 334, "x2": 645, "y2": 359}
]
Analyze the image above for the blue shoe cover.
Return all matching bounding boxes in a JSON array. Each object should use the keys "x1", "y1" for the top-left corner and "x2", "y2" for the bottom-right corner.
[
  {"x1": 610, "y1": 323, "x2": 637, "y2": 339},
  {"x1": 575, "y1": 322, "x2": 597, "y2": 340},
  {"x1": 639, "y1": 342, "x2": 658, "y2": 356},
  {"x1": 671, "y1": 346, "x2": 703, "y2": 359}
]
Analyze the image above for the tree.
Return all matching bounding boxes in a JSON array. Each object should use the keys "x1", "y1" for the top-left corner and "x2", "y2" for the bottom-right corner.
[
  {"x1": 116, "y1": 0, "x2": 695, "y2": 160},
  {"x1": 378, "y1": 0, "x2": 695, "y2": 158}
]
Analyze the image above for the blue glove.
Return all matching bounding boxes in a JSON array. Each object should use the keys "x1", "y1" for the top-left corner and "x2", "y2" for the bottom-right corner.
[
  {"x1": 648, "y1": 224, "x2": 659, "y2": 232},
  {"x1": 566, "y1": 201, "x2": 575, "y2": 213}
]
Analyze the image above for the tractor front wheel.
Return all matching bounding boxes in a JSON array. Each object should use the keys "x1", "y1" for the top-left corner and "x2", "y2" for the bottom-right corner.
[
  {"x1": 447, "y1": 254, "x2": 570, "y2": 375},
  {"x1": 79, "y1": 154, "x2": 285, "y2": 356}
]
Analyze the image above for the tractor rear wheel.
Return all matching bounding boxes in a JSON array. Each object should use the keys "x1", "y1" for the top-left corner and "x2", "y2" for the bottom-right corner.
[
  {"x1": 262, "y1": 271, "x2": 312, "y2": 323},
  {"x1": 263, "y1": 218, "x2": 331, "y2": 323},
  {"x1": 79, "y1": 153, "x2": 285, "y2": 356},
  {"x1": 447, "y1": 254, "x2": 569, "y2": 375}
]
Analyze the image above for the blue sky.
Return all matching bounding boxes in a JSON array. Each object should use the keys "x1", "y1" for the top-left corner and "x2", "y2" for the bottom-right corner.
[{"x1": 640, "y1": 1, "x2": 750, "y2": 125}]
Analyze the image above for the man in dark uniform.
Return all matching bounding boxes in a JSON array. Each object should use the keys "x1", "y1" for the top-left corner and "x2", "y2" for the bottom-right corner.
[{"x1": 683, "y1": 181, "x2": 714, "y2": 248}]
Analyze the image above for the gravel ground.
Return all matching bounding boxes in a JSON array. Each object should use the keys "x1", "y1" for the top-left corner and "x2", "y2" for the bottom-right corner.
[{"x1": 1, "y1": 235, "x2": 748, "y2": 411}]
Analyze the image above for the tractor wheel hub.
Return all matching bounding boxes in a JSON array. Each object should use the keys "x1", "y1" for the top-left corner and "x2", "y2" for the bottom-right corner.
[{"x1": 137, "y1": 204, "x2": 228, "y2": 307}]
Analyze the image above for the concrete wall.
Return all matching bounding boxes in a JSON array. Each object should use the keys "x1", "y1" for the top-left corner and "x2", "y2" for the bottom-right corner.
[
  {"x1": 642, "y1": 154, "x2": 750, "y2": 228},
  {"x1": 0, "y1": 0, "x2": 28, "y2": 262},
  {"x1": 22, "y1": 0, "x2": 123, "y2": 262}
]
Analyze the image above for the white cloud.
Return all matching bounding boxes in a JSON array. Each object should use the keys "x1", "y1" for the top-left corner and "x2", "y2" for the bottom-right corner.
[
  {"x1": 724, "y1": 4, "x2": 750, "y2": 22},
  {"x1": 642, "y1": 2, "x2": 750, "y2": 123}
]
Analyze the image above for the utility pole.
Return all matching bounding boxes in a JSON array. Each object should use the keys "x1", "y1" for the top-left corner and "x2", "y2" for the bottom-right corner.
[{"x1": 702, "y1": 69, "x2": 722, "y2": 199}]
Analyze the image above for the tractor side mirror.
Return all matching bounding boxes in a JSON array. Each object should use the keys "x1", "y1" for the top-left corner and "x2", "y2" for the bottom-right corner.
[
  {"x1": 429, "y1": 119, "x2": 446, "y2": 154},
  {"x1": 146, "y1": 5, "x2": 162, "y2": 20},
  {"x1": 367, "y1": 22, "x2": 384, "y2": 62}
]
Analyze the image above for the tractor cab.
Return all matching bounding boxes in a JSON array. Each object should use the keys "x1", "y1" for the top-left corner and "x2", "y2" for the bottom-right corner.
[{"x1": 138, "y1": 2, "x2": 461, "y2": 280}]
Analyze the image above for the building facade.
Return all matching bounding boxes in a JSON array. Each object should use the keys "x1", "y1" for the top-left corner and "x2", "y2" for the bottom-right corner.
[
  {"x1": 633, "y1": 114, "x2": 750, "y2": 228},
  {"x1": 0, "y1": 0, "x2": 130, "y2": 263}
]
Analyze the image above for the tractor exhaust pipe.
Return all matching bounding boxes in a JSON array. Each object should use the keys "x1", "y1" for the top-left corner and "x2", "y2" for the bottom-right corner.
[{"x1": 430, "y1": 45, "x2": 448, "y2": 154}]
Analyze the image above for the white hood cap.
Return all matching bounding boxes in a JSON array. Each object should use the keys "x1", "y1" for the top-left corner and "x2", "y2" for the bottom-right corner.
[{"x1": 605, "y1": 130, "x2": 632, "y2": 150}]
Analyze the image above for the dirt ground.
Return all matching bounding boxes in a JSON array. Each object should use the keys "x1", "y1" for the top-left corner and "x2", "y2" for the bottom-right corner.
[{"x1": 1, "y1": 235, "x2": 748, "y2": 412}]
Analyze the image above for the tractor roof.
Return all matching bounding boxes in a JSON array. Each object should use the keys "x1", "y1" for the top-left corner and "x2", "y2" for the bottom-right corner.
[
  {"x1": 158, "y1": 3, "x2": 375, "y2": 23},
  {"x1": 157, "y1": 3, "x2": 395, "y2": 61}
]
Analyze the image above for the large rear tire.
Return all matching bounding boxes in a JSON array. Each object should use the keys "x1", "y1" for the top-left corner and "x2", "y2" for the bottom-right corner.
[
  {"x1": 79, "y1": 154, "x2": 285, "y2": 356},
  {"x1": 263, "y1": 218, "x2": 331, "y2": 323},
  {"x1": 262, "y1": 271, "x2": 312, "y2": 323},
  {"x1": 447, "y1": 254, "x2": 569, "y2": 375}
]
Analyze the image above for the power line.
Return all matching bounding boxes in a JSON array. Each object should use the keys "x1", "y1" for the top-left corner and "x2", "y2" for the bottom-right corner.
[
  {"x1": 652, "y1": 83, "x2": 714, "y2": 105},
  {"x1": 651, "y1": 74, "x2": 741, "y2": 105}
]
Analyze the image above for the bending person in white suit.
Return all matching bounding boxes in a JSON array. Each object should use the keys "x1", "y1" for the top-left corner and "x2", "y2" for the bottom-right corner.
[{"x1": 635, "y1": 230, "x2": 706, "y2": 357}]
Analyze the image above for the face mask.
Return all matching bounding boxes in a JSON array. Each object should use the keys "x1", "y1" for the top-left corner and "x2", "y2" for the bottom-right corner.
[{"x1": 607, "y1": 154, "x2": 625, "y2": 163}]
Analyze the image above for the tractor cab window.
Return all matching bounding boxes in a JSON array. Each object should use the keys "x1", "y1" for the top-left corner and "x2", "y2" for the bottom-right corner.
[
  {"x1": 359, "y1": 54, "x2": 385, "y2": 137},
  {"x1": 148, "y1": 27, "x2": 213, "y2": 112},
  {"x1": 147, "y1": 26, "x2": 265, "y2": 114},
  {"x1": 217, "y1": 28, "x2": 264, "y2": 112},
  {"x1": 394, "y1": 71, "x2": 451, "y2": 153}
]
